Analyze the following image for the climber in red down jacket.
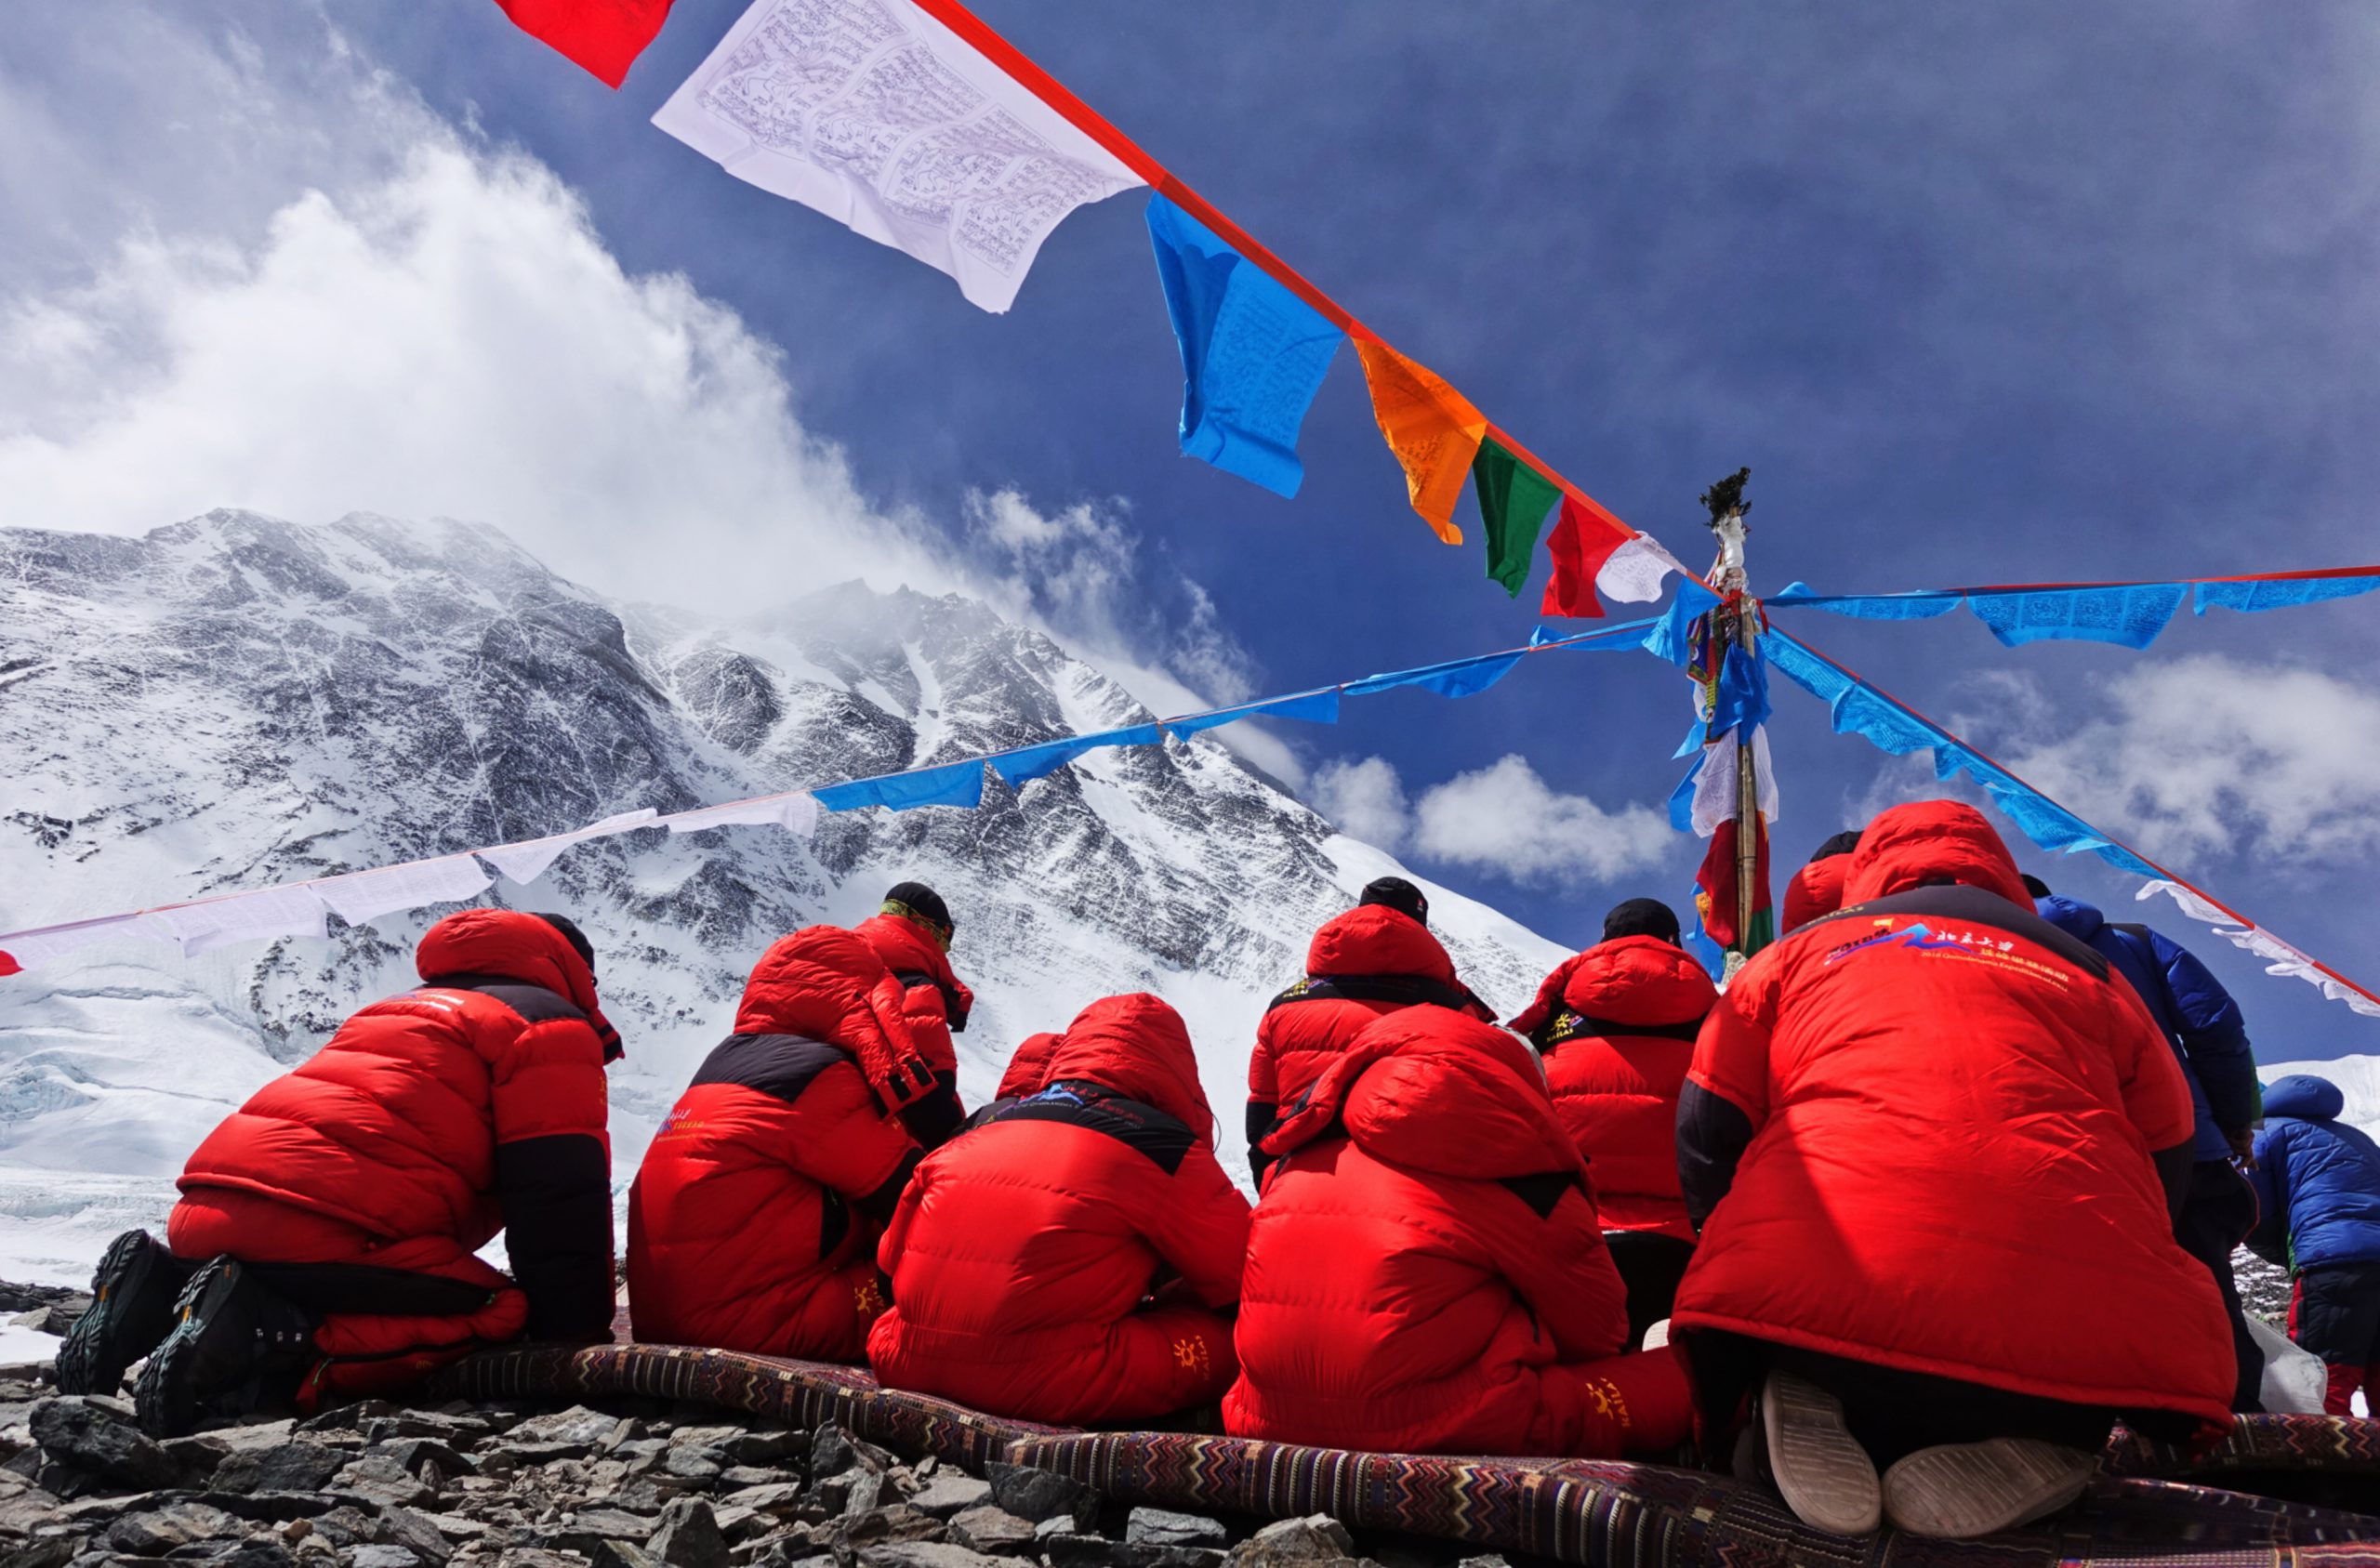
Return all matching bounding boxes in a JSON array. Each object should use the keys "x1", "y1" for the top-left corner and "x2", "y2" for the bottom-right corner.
[
  {"x1": 1246, "y1": 876, "x2": 1492, "y2": 1182},
  {"x1": 1673, "y1": 800, "x2": 2232, "y2": 1539},
  {"x1": 870, "y1": 995, "x2": 1251, "y2": 1425},
  {"x1": 628, "y1": 927, "x2": 937, "y2": 1360},
  {"x1": 1508, "y1": 898, "x2": 1715, "y2": 1347},
  {"x1": 62, "y1": 909, "x2": 620, "y2": 1437},
  {"x1": 853, "y1": 881, "x2": 973, "y2": 1148},
  {"x1": 1778, "y1": 829, "x2": 1861, "y2": 934},
  {"x1": 1225, "y1": 1006, "x2": 1694, "y2": 1457}
]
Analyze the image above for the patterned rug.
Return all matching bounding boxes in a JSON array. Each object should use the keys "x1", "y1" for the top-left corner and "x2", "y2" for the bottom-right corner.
[{"x1": 430, "y1": 1341, "x2": 2380, "y2": 1563}]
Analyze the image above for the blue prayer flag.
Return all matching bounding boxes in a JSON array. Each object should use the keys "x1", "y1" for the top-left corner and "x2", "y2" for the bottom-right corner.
[
  {"x1": 990, "y1": 725, "x2": 1165, "y2": 787},
  {"x1": 813, "y1": 760, "x2": 985, "y2": 813},
  {"x1": 1345, "y1": 652, "x2": 1524, "y2": 700},
  {"x1": 1144, "y1": 195, "x2": 1344, "y2": 499},
  {"x1": 2193, "y1": 573, "x2": 2380, "y2": 615},
  {"x1": 1966, "y1": 585, "x2": 2186, "y2": 650},
  {"x1": 1168, "y1": 688, "x2": 1342, "y2": 735},
  {"x1": 1710, "y1": 643, "x2": 1771, "y2": 738},
  {"x1": 1640, "y1": 582, "x2": 1726, "y2": 667},
  {"x1": 1769, "y1": 583, "x2": 1964, "y2": 621}
]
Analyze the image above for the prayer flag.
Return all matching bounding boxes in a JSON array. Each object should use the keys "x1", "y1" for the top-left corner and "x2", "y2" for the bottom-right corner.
[
  {"x1": 1355, "y1": 340, "x2": 1488, "y2": 543},
  {"x1": 1695, "y1": 813, "x2": 1773, "y2": 955},
  {"x1": 492, "y1": 0, "x2": 676, "y2": 86},
  {"x1": 1540, "y1": 497, "x2": 1626, "y2": 617},
  {"x1": 1472, "y1": 440, "x2": 1561, "y2": 596},
  {"x1": 814, "y1": 759, "x2": 986, "y2": 811},
  {"x1": 654, "y1": 0, "x2": 1144, "y2": 313},
  {"x1": 1144, "y1": 196, "x2": 1343, "y2": 498}
]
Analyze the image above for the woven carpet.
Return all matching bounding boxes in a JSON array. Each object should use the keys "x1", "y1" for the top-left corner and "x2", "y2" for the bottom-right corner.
[{"x1": 430, "y1": 1341, "x2": 2380, "y2": 1564}]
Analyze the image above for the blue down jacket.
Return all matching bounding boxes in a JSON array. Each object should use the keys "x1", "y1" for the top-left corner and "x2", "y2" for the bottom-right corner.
[
  {"x1": 2036, "y1": 895, "x2": 2256, "y2": 1160},
  {"x1": 2250, "y1": 1074, "x2": 2380, "y2": 1272}
]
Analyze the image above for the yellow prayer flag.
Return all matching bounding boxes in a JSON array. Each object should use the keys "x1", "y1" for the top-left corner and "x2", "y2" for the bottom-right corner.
[{"x1": 1355, "y1": 339, "x2": 1489, "y2": 544}]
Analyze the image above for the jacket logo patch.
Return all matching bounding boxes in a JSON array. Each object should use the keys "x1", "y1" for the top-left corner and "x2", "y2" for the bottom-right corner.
[
  {"x1": 1171, "y1": 1334, "x2": 1212, "y2": 1378},
  {"x1": 853, "y1": 1275, "x2": 888, "y2": 1322},
  {"x1": 1823, "y1": 921, "x2": 2070, "y2": 989},
  {"x1": 654, "y1": 1106, "x2": 702, "y2": 1141}
]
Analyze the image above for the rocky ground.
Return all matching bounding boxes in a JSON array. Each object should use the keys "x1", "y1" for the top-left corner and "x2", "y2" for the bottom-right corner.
[{"x1": 0, "y1": 1289, "x2": 1516, "y2": 1568}]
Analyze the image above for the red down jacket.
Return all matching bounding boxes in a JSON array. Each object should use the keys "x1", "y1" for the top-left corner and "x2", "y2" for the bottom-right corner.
[
  {"x1": 994, "y1": 1031, "x2": 1062, "y2": 1100},
  {"x1": 1225, "y1": 1008, "x2": 1685, "y2": 1457},
  {"x1": 1246, "y1": 905, "x2": 1490, "y2": 1180},
  {"x1": 869, "y1": 995, "x2": 1251, "y2": 1425},
  {"x1": 1673, "y1": 801, "x2": 2235, "y2": 1428},
  {"x1": 628, "y1": 928, "x2": 932, "y2": 1359},
  {"x1": 853, "y1": 912, "x2": 974, "y2": 1147},
  {"x1": 170, "y1": 908, "x2": 619, "y2": 1342},
  {"x1": 1509, "y1": 936, "x2": 1716, "y2": 1242}
]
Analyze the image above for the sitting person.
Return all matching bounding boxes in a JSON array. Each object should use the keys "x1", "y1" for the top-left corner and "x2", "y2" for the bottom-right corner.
[
  {"x1": 1779, "y1": 830, "x2": 1861, "y2": 934},
  {"x1": 60, "y1": 910, "x2": 619, "y2": 1435},
  {"x1": 1247, "y1": 876, "x2": 1492, "y2": 1182},
  {"x1": 628, "y1": 927, "x2": 933, "y2": 1359},
  {"x1": 1223, "y1": 1006, "x2": 1693, "y2": 1458},
  {"x1": 2249, "y1": 1074, "x2": 2380, "y2": 1415},
  {"x1": 869, "y1": 995, "x2": 1250, "y2": 1424},
  {"x1": 1674, "y1": 801, "x2": 2233, "y2": 1538},
  {"x1": 853, "y1": 881, "x2": 973, "y2": 1148},
  {"x1": 1508, "y1": 898, "x2": 1715, "y2": 1346}
]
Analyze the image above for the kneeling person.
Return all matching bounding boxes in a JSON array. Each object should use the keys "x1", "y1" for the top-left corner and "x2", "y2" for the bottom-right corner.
[
  {"x1": 628, "y1": 928, "x2": 934, "y2": 1359},
  {"x1": 61, "y1": 910, "x2": 620, "y2": 1434},
  {"x1": 869, "y1": 995, "x2": 1250, "y2": 1425},
  {"x1": 1225, "y1": 1008, "x2": 1692, "y2": 1458}
]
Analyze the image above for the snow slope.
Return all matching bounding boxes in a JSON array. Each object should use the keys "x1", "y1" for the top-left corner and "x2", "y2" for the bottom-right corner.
[{"x1": 0, "y1": 511, "x2": 1568, "y2": 1284}]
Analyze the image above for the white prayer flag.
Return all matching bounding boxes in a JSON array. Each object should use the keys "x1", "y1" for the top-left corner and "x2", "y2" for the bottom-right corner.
[
  {"x1": 660, "y1": 793, "x2": 821, "y2": 837},
  {"x1": 314, "y1": 857, "x2": 494, "y2": 926},
  {"x1": 478, "y1": 810, "x2": 661, "y2": 887},
  {"x1": 1596, "y1": 534, "x2": 1680, "y2": 605},
  {"x1": 654, "y1": 0, "x2": 1144, "y2": 312},
  {"x1": 2135, "y1": 879, "x2": 2232, "y2": 928},
  {"x1": 0, "y1": 914, "x2": 153, "y2": 974},
  {"x1": 1689, "y1": 724, "x2": 1778, "y2": 837},
  {"x1": 145, "y1": 886, "x2": 330, "y2": 957}
]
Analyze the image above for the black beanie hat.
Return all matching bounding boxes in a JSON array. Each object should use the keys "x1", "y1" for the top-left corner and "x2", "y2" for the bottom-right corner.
[
  {"x1": 534, "y1": 912, "x2": 597, "y2": 979},
  {"x1": 1812, "y1": 829, "x2": 1863, "y2": 863},
  {"x1": 1603, "y1": 897, "x2": 1683, "y2": 946},
  {"x1": 883, "y1": 880, "x2": 953, "y2": 933},
  {"x1": 1359, "y1": 876, "x2": 1430, "y2": 927}
]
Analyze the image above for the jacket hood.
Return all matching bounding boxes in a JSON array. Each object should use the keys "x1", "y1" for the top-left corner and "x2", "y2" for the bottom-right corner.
[
  {"x1": 1508, "y1": 936, "x2": 1715, "y2": 1037},
  {"x1": 2034, "y1": 892, "x2": 2108, "y2": 942},
  {"x1": 416, "y1": 908, "x2": 621, "y2": 1059},
  {"x1": 996, "y1": 1031, "x2": 1063, "y2": 1100},
  {"x1": 1266, "y1": 1008, "x2": 1584, "y2": 1185},
  {"x1": 854, "y1": 912, "x2": 976, "y2": 1031},
  {"x1": 1781, "y1": 856, "x2": 1851, "y2": 934},
  {"x1": 1306, "y1": 905, "x2": 1460, "y2": 987},
  {"x1": 1039, "y1": 994, "x2": 1216, "y2": 1140},
  {"x1": 734, "y1": 926, "x2": 937, "y2": 1110},
  {"x1": 1842, "y1": 800, "x2": 2031, "y2": 910},
  {"x1": 2265, "y1": 1074, "x2": 2346, "y2": 1122}
]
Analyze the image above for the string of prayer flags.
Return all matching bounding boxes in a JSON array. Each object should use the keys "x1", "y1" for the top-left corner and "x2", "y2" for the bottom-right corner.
[
  {"x1": 478, "y1": 809, "x2": 660, "y2": 886},
  {"x1": 1164, "y1": 688, "x2": 1342, "y2": 734},
  {"x1": 492, "y1": 0, "x2": 678, "y2": 86},
  {"x1": 1540, "y1": 497, "x2": 1628, "y2": 617},
  {"x1": 1472, "y1": 440, "x2": 1562, "y2": 596},
  {"x1": 1773, "y1": 567, "x2": 2380, "y2": 651},
  {"x1": 2193, "y1": 571, "x2": 2380, "y2": 615},
  {"x1": 2136, "y1": 884, "x2": 2380, "y2": 1019},
  {"x1": 654, "y1": 0, "x2": 1144, "y2": 313},
  {"x1": 813, "y1": 758, "x2": 987, "y2": 812},
  {"x1": 992, "y1": 724, "x2": 1164, "y2": 787},
  {"x1": 1355, "y1": 340, "x2": 1488, "y2": 543},
  {"x1": 1144, "y1": 196, "x2": 1343, "y2": 498}
]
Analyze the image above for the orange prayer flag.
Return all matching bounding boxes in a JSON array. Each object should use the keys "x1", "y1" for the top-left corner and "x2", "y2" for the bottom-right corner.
[{"x1": 1355, "y1": 340, "x2": 1488, "y2": 544}]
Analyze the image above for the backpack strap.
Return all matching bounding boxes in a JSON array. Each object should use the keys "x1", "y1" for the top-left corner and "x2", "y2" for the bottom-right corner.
[{"x1": 1266, "y1": 972, "x2": 1478, "y2": 1015}]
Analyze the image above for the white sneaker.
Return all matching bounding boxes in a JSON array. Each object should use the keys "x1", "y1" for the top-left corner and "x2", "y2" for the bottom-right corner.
[
  {"x1": 1881, "y1": 1438, "x2": 2096, "y2": 1538},
  {"x1": 1761, "y1": 1371, "x2": 1882, "y2": 1536}
]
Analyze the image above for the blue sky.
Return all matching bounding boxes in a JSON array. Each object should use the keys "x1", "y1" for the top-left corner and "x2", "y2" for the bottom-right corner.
[{"x1": 5, "y1": 3, "x2": 2377, "y2": 1060}]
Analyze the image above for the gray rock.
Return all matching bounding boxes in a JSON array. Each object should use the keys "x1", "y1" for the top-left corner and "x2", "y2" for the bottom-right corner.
[
  {"x1": 28, "y1": 1399, "x2": 179, "y2": 1492},
  {"x1": 944, "y1": 1508, "x2": 1032, "y2": 1557},
  {"x1": 375, "y1": 1440, "x2": 472, "y2": 1479},
  {"x1": 649, "y1": 1498, "x2": 732, "y2": 1568},
  {"x1": 212, "y1": 1420, "x2": 303, "y2": 1453},
  {"x1": 853, "y1": 1546, "x2": 1003, "y2": 1568},
  {"x1": 903, "y1": 1476, "x2": 988, "y2": 1522},
  {"x1": 0, "y1": 1535, "x2": 84, "y2": 1568},
  {"x1": 104, "y1": 1501, "x2": 245, "y2": 1555},
  {"x1": 830, "y1": 1506, "x2": 942, "y2": 1551},
  {"x1": 204, "y1": 1491, "x2": 343, "y2": 1523},
  {"x1": 721, "y1": 1433, "x2": 805, "y2": 1469},
  {"x1": 493, "y1": 1553, "x2": 584, "y2": 1568},
  {"x1": 309, "y1": 1506, "x2": 381, "y2": 1548},
  {"x1": 1454, "y1": 1557, "x2": 1510, "y2": 1568},
  {"x1": 720, "y1": 1468, "x2": 788, "y2": 1491},
  {"x1": 219, "y1": 1542, "x2": 299, "y2": 1568},
  {"x1": 376, "y1": 1506, "x2": 456, "y2": 1566},
  {"x1": 330, "y1": 1456, "x2": 434, "y2": 1509},
  {"x1": 663, "y1": 1449, "x2": 723, "y2": 1488},
  {"x1": 594, "y1": 1544, "x2": 662, "y2": 1568},
  {"x1": 806, "y1": 1428, "x2": 890, "y2": 1482},
  {"x1": 1128, "y1": 1511, "x2": 1226, "y2": 1549},
  {"x1": 350, "y1": 1547, "x2": 423, "y2": 1568},
  {"x1": 570, "y1": 1508, "x2": 665, "y2": 1541},
  {"x1": 1228, "y1": 1518, "x2": 1355, "y2": 1568},
  {"x1": 210, "y1": 1444, "x2": 348, "y2": 1496},
  {"x1": 162, "y1": 1437, "x2": 229, "y2": 1478},
  {"x1": 840, "y1": 1472, "x2": 884, "y2": 1518},
  {"x1": 980, "y1": 1467, "x2": 1097, "y2": 1532},
  {"x1": 501, "y1": 1408, "x2": 617, "y2": 1456}
]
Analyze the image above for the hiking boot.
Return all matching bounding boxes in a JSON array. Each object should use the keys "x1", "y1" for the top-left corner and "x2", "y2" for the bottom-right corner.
[
  {"x1": 1881, "y1": 1438, "x2": 2096, "y2": 1537},
  {"x1": 55, "y1": 1230, "x2": 192, "y2": 1395},
  {"x1": 1761, "y1": 1370, "x2": 1882, "y2": 1536},
  {"x1": 133, "y1": 1258, "x2": 317, "y2": 1438}
]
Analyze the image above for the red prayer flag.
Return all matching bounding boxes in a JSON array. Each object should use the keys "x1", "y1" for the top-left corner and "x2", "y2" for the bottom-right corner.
[
  {"x1": 0, "y1": 949, "x2": 18, "y2": 979},
  {"x1": 1694, "y1": 813, "x2": 1773, "y2": 954},
  {"x1": 492, "y1": 0, "x2": 676, "y2": 87},
  {"x1": 1540, "y1": 495, "x2": 1625, "y2": 618}
]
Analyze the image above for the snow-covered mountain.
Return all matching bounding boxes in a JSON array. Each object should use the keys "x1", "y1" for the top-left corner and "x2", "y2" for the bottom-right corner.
[{"x1": 0, "y1": 510, "x2": 1567, "y2": 1282}]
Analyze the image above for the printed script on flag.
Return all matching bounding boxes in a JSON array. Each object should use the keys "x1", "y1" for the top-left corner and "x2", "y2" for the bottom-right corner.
[{"x1": 654, "y1": 0, "x2": 1144, "y2": 312}]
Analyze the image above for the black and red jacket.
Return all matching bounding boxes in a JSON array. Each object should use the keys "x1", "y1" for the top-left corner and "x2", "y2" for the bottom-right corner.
[
  {"x1": 1246, "y1": 905, "x2": 1490, "y2": 1180},
  {"x1": 172, "y1": 908, "x2": 618, "y2": 1339},
  {"x1": 627, "y1": 927, "x2": 934, "y2": 1359},
  {"x1": 853, "y1": 912, "x2": 973, "y2": 1148}
]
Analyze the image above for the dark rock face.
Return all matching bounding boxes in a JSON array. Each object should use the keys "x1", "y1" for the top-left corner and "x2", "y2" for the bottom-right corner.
[{"x1": 27, "y1": 1399, "x2": 178, "y2": 1492}]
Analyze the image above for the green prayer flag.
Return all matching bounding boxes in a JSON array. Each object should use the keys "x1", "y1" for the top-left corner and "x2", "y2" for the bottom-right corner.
[{"x1": 1472, "y1": 439, "x2": 1562, "y2": 596}]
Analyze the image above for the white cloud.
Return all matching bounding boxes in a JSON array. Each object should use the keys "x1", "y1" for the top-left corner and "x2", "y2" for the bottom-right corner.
[
  {"x1": 1990, "y1": 655, "x2": 2380, "y2": 866},
  {"x1": 1307, "y1": 752, "x2": 1672, "y2": 887},
  {"x1": 1309, "y1": 757, "x2": 1411, "y2": 849}
]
